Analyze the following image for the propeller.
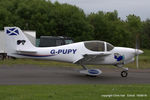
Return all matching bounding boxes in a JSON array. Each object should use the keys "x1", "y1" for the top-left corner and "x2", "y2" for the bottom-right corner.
[
  {"x1": 136, "y1": 49, "x2": 139, "y2": 69},
  {"x1": 135, "y1": 34, "x2": 140, "y2": 69}
]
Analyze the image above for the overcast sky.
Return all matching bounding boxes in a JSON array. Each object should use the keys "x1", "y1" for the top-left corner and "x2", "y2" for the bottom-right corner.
[{"x1": 51, "y1": 0, "x2": 150, "y2": 20}]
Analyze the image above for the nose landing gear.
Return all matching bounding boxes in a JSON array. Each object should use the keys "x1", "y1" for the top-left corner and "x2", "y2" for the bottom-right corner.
[
  {"x1": 121, "y1": 70, "x2": 128, "y2": 77},
  {"x1": 116, "y1": 64, "x2": 128, "y2": 77},
  {"x1": 121, "y1": 67, "x2": 128, "y2": 77}
]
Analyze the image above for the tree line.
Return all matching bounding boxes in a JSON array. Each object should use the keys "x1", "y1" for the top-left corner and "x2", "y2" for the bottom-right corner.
[{"x1": 0, "y1": 0, "x2": 150, "y2": 48}]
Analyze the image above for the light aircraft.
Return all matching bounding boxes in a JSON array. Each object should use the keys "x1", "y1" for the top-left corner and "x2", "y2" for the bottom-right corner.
[{"x1": 4, "y1": 27, "x2": 143, "y2": 77}]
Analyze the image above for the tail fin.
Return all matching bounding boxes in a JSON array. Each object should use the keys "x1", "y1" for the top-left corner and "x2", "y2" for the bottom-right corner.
[{"x1": 4, "y1": 27, "x2": 36, "y2": 57}]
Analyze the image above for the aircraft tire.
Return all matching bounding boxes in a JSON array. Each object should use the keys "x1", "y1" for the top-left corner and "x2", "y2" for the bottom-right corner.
[{"x1": 121, "y1": 71, "x2": 128, "y2": 77}]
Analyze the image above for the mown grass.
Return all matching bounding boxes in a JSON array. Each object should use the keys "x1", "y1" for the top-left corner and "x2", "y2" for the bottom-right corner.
[
  {"x1": 0, "y1": 85, "x2": 149, "y2": 100},
  {"x1": 0, "y1": 59, "x2": 79, "y2": 67},
  {"x1": 0, "y1": 49, "x2": 150, "y2": 69}
]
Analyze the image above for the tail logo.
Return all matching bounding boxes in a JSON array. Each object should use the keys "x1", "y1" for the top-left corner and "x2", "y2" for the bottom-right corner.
[
  {"x1": 17, "y1": 40, "x2": 26, "y2": 45},
  {"x1": 6, "y1": 28, "x2": 19, "y2": 36}
]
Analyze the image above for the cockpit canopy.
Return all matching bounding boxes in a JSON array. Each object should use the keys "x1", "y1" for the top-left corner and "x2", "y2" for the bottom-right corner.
[{"x1": 84, "y1": 41, "x2": 114, "y2": 52}]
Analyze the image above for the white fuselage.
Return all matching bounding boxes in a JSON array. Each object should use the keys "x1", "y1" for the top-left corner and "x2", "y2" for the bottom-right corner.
[{"x1": 13, "y1": 42, "x2": 138, "y2": 66}]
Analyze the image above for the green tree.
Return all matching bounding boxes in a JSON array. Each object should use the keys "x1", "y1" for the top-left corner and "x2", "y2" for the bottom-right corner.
[
  {"x1": 126, "y1": 14, "x2": 142, "y2": 48},
  {"x1": 87, "y1": 10, "x2": 131, "y2": 47},
  {"x1": 49, "y1": 2, "x2": 94, "y2": 41},
  {"x1": 141, "y1": 19, "x2": 150, "y2": 48},
  {"x1": 0, "y1": 0, "x2": 149, "y2": 48}
]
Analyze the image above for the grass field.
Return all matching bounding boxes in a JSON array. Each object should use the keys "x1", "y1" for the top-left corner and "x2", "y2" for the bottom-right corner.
[{"x1": 0, "y1": 85, "x2": 149, "y2": 100}]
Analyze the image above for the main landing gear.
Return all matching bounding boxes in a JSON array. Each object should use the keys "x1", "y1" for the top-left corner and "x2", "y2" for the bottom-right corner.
[{"x1": 79, "y1": 65, "x2": 102, "y2": 76}]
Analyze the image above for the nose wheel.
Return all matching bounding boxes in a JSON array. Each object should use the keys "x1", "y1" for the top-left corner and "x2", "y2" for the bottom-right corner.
[
  {"x1": 121, "y1": 71, "x2": 128, "y2": 77},
  {"x1": 116, "y1": 64, "x2": 128, "y2": 77}
]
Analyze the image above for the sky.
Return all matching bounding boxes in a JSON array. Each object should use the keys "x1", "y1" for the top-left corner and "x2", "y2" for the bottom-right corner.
[{"x1": 51, "y1": 0, "x2": 150, "y2": 20}]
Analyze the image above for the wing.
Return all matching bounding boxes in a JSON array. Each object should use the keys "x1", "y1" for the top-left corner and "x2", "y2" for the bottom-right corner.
[{"x1": 73, "y1": 52, "x2": 111, "y2": 64}]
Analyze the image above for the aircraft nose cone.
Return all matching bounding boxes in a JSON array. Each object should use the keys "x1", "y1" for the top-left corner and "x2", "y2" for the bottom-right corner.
[
  {"x1": 139, "y1": 50, "x2": 144, "y2": 54},
  {"x1": 135, "y1": 49, "x2": 144, "y2": 55}
]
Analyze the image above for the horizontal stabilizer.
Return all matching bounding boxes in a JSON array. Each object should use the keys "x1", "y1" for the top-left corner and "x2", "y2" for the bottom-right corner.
[{"x1": 16, "y1": 49, "x2": 37, "y2": 54}]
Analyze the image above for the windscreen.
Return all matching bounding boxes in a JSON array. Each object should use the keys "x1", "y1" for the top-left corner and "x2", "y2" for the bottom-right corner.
[
  {"x1": 84, "y1": 41, "x2": 105, "y2": 51},
  {"x1": 107, "y1": 43, "x2": 114, "y2": 51}
]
